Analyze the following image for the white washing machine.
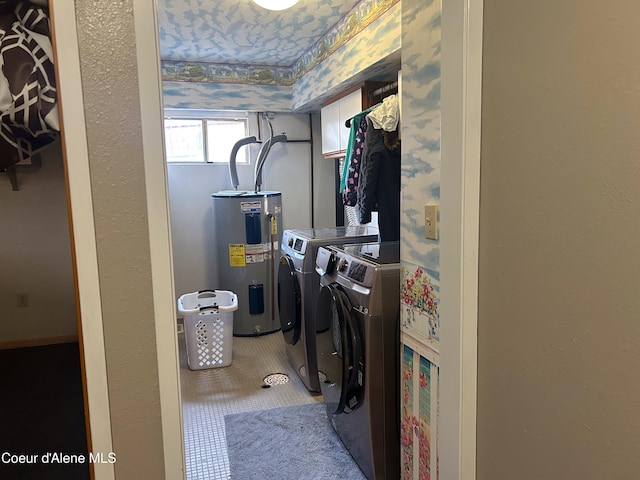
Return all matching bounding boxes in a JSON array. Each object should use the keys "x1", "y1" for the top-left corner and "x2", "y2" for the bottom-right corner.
[
  {"x1": 277, "y1": 226, "x2": 379, "y2": 392},
  {"x1": 314, "y1": 241, "x2": 400, "y2": 480}
]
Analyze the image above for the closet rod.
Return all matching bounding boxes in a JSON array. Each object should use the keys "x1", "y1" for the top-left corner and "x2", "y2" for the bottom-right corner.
[
  {"x1": 345, "y1": 81, "x2": 400, "y2": 128},
  {"x1": 370, "y1": 80, "x2": 398, "y2": 98}
]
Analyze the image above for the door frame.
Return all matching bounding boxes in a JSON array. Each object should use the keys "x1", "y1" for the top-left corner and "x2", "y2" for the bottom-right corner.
[
  {"x1": 54, "y1": 0, "x2": 484, "y2": 478},
  {"x1": 132, "y1": 2, "x2": 186, "y2": 478},
  {"x1": 51, "y1": 3, "x2": 185, "y2": 479},
  {"x1": 49, "y1": 6, "x2": 115, "y2": 480},
  {"x1": 440, "y1": 0, "x2": 483, "y2": 479}
]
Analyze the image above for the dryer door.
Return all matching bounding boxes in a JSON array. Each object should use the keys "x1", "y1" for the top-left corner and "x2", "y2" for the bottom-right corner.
[
  {"x1": 277, "y1": 254, "x2": 301, "y2": 345},
  {"x1": 316, "y1": 283, "x2": 364, "y2": 414}
]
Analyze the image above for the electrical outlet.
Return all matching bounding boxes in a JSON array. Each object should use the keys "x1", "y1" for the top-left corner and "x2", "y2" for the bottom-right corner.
[
  {"x1": 424, "y1": 204, "x2": 438, "y2": 240},
  {"x1": 16, "y1": 293, "x2": 29, "y2": 308}
]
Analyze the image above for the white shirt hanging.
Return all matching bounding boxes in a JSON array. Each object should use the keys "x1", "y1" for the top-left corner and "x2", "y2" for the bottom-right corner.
[{"x1": 367, "y1": 94, "x2": 399, "y2": 132}]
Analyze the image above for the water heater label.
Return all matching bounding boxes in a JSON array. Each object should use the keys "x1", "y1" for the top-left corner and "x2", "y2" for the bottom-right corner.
[
  {"x1": 240, "y1": 201, "x2": 261, "y2": 213},
  {"x1": 246, "y1": 253, "x2": 264, "y2": 263},
  {"x1": 245, "y1": 244, "x2": 265, "y2": 263},
  {"x1": 228, "y1": 244, "x2": 246, "y2": 267}
]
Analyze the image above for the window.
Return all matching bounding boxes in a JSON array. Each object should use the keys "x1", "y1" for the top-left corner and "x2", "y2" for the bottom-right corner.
[
  {"x1": 163, "y1": 110, "x2": 250, "y2": 164},
  {"x1": 164, "y1": 119, "x2": 204, "y2": 163}
]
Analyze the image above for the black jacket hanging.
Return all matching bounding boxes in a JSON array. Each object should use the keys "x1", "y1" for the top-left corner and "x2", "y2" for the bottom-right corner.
[{"x1": 356, "y1": 117, "x2": 400, "y2": 242}]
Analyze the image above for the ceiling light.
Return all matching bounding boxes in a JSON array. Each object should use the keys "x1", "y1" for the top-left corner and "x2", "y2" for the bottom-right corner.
[{"x1": 252, "y1": 0, "x2": 300, "y2": 11}]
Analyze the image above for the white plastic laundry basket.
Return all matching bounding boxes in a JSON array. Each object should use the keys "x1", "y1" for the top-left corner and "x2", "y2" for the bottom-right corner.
[{"x1": 177, "y1": 290, "x2": 238, "y2": 370}]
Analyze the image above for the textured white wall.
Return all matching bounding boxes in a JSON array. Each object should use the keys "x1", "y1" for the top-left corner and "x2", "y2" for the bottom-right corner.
[
  {"x1": 478, "y1": 1, "x2": 640, "y2": 479},
  {"x1": 0, "y1": 143, "x2": 77, "y2": 344},
  {"x1": 74, "y1": 1, "x2": 166, "y2": 478}
]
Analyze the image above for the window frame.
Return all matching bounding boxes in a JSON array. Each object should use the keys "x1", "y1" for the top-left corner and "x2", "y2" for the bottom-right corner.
[{"x1": 163, "y1": 109, "x2": 251, "y2": 165}]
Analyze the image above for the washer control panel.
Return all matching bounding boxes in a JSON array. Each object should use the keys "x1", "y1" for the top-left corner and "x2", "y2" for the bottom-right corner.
[
  {"x1": 316, "y1": 246, "x2": 377, "y2": 288},
  {"x1": 334, "y1": 252, "x2": 374, "y2": 288},
  {"x1": 346, "y1": 261, "x2": 368, "y2": 283}
]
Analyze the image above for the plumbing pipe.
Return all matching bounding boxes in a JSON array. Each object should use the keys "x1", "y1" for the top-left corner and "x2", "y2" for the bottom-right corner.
[
  {"x1": 228, "y1": 136, "x2": 257, "y2": 190},
  {"x1": 254, "y1": 134, "x2": 287, "y2": 192}
]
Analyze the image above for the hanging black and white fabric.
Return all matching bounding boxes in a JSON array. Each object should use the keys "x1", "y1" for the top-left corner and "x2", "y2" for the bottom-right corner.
[
  {"x1": 342, "y1": 113, "x2": 368, "y2": 207},
  {"x1": 0, "y1": 0, "x2": 58, "y2": 169},
  {"x1": 356, "y1": 95, "x2": 401, "y2": 242}
]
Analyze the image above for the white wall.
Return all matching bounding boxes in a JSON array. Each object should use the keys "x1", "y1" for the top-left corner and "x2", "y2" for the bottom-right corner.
[
  {"x1": 477, "y1": 1, "x2": 640, "y2": 479},
  {"x1": 311, "y1": 113, "x2": 335, "y2": 228},
  {"x1": 0, "y1": 142, "x2": 77, "y2": 344},
  {"x1": 167, "y1": 112, "x2": 335, "y2": 299},
  {"x1": 72, "y1": 1, "x2": 168, "y2": 476}
]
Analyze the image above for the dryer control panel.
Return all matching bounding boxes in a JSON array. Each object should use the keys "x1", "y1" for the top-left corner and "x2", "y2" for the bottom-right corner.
[{"x1": 282, "y1": 230, "x2": 307, "y2": 255}]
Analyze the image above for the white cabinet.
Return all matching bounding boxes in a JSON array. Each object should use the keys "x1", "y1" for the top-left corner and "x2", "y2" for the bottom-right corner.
[
  {"x1": 320, "y1": 100, "x2": 341, "y2": 155},
  {"x1": 321, "y1": 89, "x2": 363, "y2": 157},
  {"x1": 338, "y1": 89, "x2": 363, "y2": 149}
]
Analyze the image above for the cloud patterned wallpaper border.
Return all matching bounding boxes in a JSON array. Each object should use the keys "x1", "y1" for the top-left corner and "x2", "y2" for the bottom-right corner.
[
  {"x1": 160, "y1": 0, "x2": 399, "y2": 87},
  {"x1": 162, "y1": 63, "x2": 294, "y2": 87},
  {"x1": 292, "y1": 0, "x2": 399, "y2": 81},
  {"x1": 292, "y1": 3, "x2": 400, "y2": 111},
  {"x1": 162, "y1": 2, "x2": 401, "y2": 112}
]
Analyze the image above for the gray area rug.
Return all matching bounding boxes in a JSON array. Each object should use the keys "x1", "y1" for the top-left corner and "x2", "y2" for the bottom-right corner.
[{"x1": 225, "y1": 403, "x2": 367, "y2": 480}]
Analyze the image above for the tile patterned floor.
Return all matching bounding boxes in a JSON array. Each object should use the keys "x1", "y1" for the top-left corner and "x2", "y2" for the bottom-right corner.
[{"x1": 179, "y1": 330, "x2": 322, "y2": 480}]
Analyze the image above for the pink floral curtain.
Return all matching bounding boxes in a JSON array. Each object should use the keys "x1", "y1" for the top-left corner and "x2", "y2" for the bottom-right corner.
[{"x1": 0, "y1": 0, "x2": 58, "y2": 169}]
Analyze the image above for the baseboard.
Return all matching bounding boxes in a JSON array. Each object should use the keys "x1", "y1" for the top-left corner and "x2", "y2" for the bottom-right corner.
[{"x1": 0, "y1": 334, "x2": 79, "y2": 350}]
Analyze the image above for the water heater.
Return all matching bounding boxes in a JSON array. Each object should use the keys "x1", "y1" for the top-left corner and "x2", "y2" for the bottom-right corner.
[{"x1": 211, "y1": 191, "x2": 282, "y2": 336}]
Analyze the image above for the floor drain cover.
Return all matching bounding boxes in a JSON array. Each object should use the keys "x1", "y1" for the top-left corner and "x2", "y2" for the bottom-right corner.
[{"x1": 263, "y1": 373, "x2": 289, "y2": 386}]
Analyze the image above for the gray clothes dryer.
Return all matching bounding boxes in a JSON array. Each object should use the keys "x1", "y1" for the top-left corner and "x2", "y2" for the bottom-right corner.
[
  {"x1": 315, "y1": 241, "x2": 400, "y2": 480},
  {"x1": 277, "y1": 226, "x2": 378, "y2": 392}
]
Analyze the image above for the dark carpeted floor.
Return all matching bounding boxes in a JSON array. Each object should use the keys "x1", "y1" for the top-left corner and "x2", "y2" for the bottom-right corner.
[{"x1": 0, "y1": 342, "x2": 90, "y2": 480}]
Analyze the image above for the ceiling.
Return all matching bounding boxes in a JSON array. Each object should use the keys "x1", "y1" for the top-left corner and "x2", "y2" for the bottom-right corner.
[{"x1": 156, "y1": 0, "x2": 362, "y2": 67}]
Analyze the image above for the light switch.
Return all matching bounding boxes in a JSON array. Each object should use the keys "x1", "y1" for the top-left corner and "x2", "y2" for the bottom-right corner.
[{"x1": 424, "y1": 204, "x2": 438, "y2": 240}]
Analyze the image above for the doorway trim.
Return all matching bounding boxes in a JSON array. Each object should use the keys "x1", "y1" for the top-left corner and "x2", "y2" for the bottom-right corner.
[
  {"x1": 132, "y1": 2, "x2": 186, "y2": 478},
  {"x1": 53, "y1": 0, "x2": 484, "y2": 478},
  {"x1": 50, "y1": 6, "x2": 115, "y2": 480},
  {"x1": 440, "y1": 0, "x2": 483, "y2": 479},
  {"x1": 51, "y1": 3, "x2": 186, "y2": 479}
]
